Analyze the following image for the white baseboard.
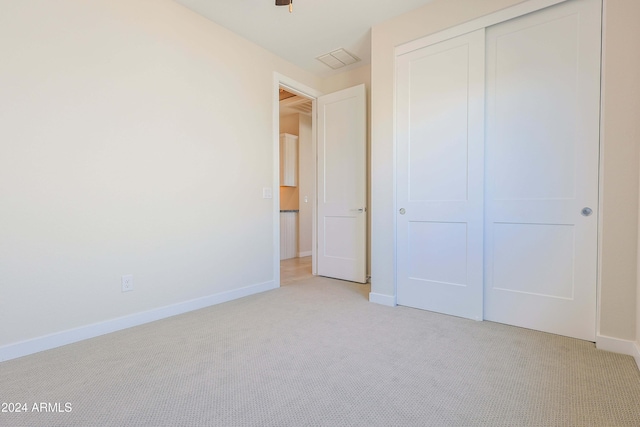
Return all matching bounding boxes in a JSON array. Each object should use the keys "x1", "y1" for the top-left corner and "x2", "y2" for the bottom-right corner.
[
  {"x1": 0, "y1": 280, "x2": 277, "y2": 363},
  {"x1": 596, "y1": 334, "x2": 640, "y2": 370},
  {"x1": 298, "y1": 251, "x2": 312, "y2": 258},
  {"x1": 369, "y1": 292, "x2": 397, "y2": 307}
]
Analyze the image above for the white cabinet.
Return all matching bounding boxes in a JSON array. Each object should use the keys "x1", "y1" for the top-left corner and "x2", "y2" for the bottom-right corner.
[
  {"x1": 280, "y1": 211, "x2": 298, "y2": 260},
  {"x1": 279, "y1": 133, "x2": 298, "y2": 187}
]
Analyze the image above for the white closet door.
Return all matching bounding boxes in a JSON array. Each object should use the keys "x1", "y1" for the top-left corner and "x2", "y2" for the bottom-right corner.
[
  {"x1": 396, "y1": 29, "x2": 485, "y2": 320},
  {"x1": 484, "y1": 0, "x2": 601, "y2": 341}
]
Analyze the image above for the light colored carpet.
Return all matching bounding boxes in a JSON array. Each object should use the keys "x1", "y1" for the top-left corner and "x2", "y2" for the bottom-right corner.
[{"x1": 1, "y1": 275, "x2": 640, "y2": 426}]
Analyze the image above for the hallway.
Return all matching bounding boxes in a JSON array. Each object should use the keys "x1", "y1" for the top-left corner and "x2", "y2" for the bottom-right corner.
[{"x1": 280, "y1": 256, "x2": 312, "y2": 285}]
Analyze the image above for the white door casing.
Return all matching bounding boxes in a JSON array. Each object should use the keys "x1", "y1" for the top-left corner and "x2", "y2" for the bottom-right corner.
[
  {"x1": 483, "y1": 0, "x2": 601, "y2": 341},
  {"x1": 317, "y1": 84, "x2": 367, "y2": 283},
  {"x1": 396, "y1": 29, "x2": 485, "y2": 320}
]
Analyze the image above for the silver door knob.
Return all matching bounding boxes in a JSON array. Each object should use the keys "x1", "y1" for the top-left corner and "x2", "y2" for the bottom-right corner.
[
  {"x1": 581, "y1": 207, "x2": 593, "y2": 217},
  {"x1": 399, "y1": 208, "x2": 406, "y2": 215}
]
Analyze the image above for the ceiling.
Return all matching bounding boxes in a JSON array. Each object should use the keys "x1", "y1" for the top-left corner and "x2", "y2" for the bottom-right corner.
[
  {"x1": 173, "y1": 0, "x2": 436, "y2": 77},
  {"x1": 279, "y1": 88, "x2": 312, "y2": 116}
]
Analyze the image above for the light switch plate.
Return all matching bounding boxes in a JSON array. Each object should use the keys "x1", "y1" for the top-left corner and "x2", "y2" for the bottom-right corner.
[
  {"x1": 263, "y1": 187, "x2": 272, "y2": 199},
  {"x1": 122, "y1": 274, "x2": 133, "y2": 292}
]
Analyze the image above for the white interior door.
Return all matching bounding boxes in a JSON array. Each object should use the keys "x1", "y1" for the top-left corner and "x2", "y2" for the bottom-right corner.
[
  {"x1": 484, "y1": 0, "x2": 601, "y2": 341},
  {"x1": 396, "y1": 29, "x2": 485, "y2": 320},
  {"x1": 317, "y1": 84, "x2": 367, "y2": 283}
]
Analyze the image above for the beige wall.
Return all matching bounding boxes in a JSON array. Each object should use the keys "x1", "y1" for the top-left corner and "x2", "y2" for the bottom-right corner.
[
  {"x1": 0, "y1": 0, "x2": 321, "y2": 349},
  {"x1": 616, "y1": 0, "x2": 640, "y2": 352},
  {"x1": 599, "y1": 0, "x2": 640, "y2": 341},
  {"x1": 370, "y1": 0, "x2": 640, "y2": 341},
  {"x1": 322, "y1": 64, "x2": 371, "y2": 95},
  {"x1": 279, "y1": 114, "x2": 299, "y2": 136}
]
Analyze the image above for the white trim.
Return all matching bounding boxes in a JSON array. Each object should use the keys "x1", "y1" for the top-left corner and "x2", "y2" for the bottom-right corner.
[
  {"x1": 395, "y1": 0, "x2": 568, "y2": 57},
  {"x1": 0, "y1": 280, "x2": 276, "y2": 362},
  {"x1": 275, "y1": 73, "x2": 322, "y2": 100},
  {"x1": 392, "y1": 36, "x2": 399, "y2": 308},
  {"x1": 298, "y1": 251, "x2": 312, "y2": 258},
  {"x1": 273, "y1": 74, "x2": 283, "y2": 288},
  {"x1": 273, "y1": 73, "x2": 322, "y2": 281},
  {"x1": 311, "y1": 97, "x2": 318, "y2": 276},
  {"x1": 596, "y1": 0, "x2": 607, "y2": 341},
  {"x1": 596, "y1": 334, "x2": 640, "y2": 366},
  {"x1": 369, "y1": 292, "x2": 397, "y2": 307}
]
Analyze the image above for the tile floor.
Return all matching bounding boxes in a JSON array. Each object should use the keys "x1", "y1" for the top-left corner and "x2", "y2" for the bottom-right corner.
[{"x1": 280, "y1": 256, "x2": 312, "y2": 285}]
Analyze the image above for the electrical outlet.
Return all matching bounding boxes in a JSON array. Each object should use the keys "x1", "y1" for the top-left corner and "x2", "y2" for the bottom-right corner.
[{"x1": 122, "y1": 274, "x2": 133, "y2": 292}]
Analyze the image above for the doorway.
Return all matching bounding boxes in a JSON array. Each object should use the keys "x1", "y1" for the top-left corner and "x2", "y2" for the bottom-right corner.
[
  {"x1": 272, "y1": 75, "x2": 367, "y2": 287},
  {"x1": 278, "y1": 87, "x2": 314, "y2": 284}
]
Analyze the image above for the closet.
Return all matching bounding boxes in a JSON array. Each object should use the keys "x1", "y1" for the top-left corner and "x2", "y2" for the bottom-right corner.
[{"x1": 395, "y1": 0, "x2": 601, "y2": 341}]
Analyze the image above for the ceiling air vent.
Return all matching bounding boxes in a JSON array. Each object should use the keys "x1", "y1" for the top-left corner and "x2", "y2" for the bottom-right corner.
[{"x1": 317, "y1": 48, "x2": 360, "y2": 70}]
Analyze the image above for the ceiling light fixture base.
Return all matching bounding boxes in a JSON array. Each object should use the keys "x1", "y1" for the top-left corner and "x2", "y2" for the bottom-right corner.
[{"x1": 275, "y1": 0, "x2": 293, "y2": 13}]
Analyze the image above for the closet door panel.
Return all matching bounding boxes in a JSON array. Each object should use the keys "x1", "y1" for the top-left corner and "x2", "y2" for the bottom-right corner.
[
  {"x1": 484, "y1": 0, "x2": 601, "y2": 341},
  {"x1": 396, "y1": 29, "x2": 485, "y2": 321}
]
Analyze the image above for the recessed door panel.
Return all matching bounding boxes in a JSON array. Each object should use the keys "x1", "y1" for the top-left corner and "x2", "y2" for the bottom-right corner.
[
  {"x1": 491, "y1": 14, "x2": 579, "y2": 201},
  {"x1": 323, "y1": 96, "x2": 360, "y2": 205},
  {"x1": 408, "y1": 221, "x2": 468, "y2": 286},
  {"x1": 491, "y1": 223, "x2": 575, "y2": 299},
  {"x1": 324, "y1": 216, "x2": 358, "y2": 260},
  {"x1": 409, "y1": 45, "x2": 470, "y2": 202}
]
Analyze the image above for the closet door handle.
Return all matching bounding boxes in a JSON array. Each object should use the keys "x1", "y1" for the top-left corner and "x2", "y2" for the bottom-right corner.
[{"x1": 581, "y1": 207, "x2": 593, "y2": 217}]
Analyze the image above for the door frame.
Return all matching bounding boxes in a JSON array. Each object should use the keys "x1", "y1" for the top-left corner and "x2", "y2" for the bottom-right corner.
[
  {"x1": 272, "y1": 73, "x2": 321, "y2": 285},
  {"x1": 392, "y1": 0, "x2": 603, "y2": 339}
]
